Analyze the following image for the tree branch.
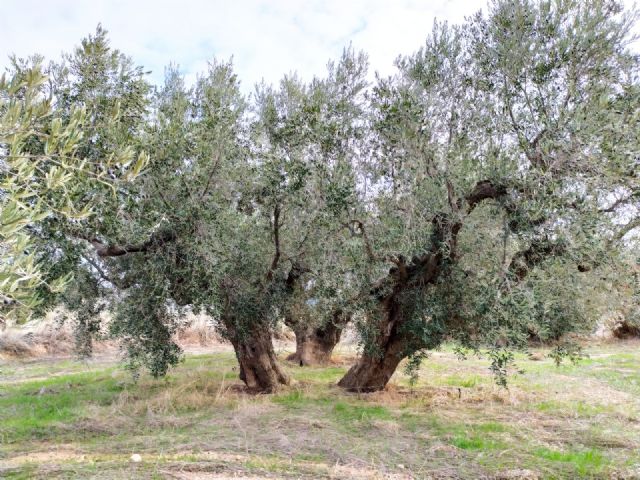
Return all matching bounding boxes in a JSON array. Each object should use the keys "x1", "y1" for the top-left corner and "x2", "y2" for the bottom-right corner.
[
  {"x1": 200, "y1": 150, "x2": 222, "y2": 200},
  {"x1": 85, "y1": 230, "x2": 176, "y2": 257},
  {"x1": 266, "y1": 203, "x2": 281, "y2": 281},
  {"x1": 352, "y1": 220, "x2": 377, "y2": 263},
  {"x1": 599, "y1": 189, "x2": 639, "y2": 213},
  {"x1": 464, "y1": 180, "x2": 507, "y2": 213}
]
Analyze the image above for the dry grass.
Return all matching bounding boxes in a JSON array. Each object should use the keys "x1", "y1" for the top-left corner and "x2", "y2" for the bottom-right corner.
[
  {"x1": 0, "y1": 310, "x2": 76, "y2": 359},
  {"x1": 0, "y1": 309, "x2": 228, "y2": 360},
  {"x1": 1, "y1": 342, "x2": 640, "y2": 479},
  {"x1": 0, "y1": 330, "x2": 33, "y2": 357},
  {"x1": 174, "y1": 312, "x2": 226, "y2": 347}
]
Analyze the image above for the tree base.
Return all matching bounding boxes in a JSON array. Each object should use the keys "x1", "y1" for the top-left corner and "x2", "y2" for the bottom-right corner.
[
  {"x1": 337, "y1": 351, "x2": 403, "y2": 392},
  {"x1": 286, "y1": 335, "x2": 334, "y2": 366},
  {"x1": 230, "y1": 325, "x2": 290, "y2": 393}
]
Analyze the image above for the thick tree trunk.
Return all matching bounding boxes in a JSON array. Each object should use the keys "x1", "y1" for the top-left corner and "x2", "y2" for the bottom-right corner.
[
  {"x1": 227, "y1": 322, "x2": 290, "y2": 393},
  {"x1": 337, "y1": 181, "x2": 506, "y2": 392},
  {"x1": 338, "y1": 253, "x2": 443, "y2": 392},
  {"x1": 286, "y1": 310, "x2": 350, "y2": 366},
  {"x1": 337, "y1": 298, "x2": 408, "y2": 392},
  {"x1": 286, "y1": 320, "x2": 341, "y2": 366},
  {"x1": 338, "y1": 336, "x2": 406, "y2": 392}
]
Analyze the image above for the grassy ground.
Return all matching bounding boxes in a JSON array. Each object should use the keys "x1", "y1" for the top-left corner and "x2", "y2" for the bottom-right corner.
[{"x1": 1, "y1": 341, "x2": 639, "y2": 479}]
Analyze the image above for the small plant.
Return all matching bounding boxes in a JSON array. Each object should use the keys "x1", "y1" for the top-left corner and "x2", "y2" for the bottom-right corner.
[
  {"x1": 488, "y1": 348, "x2": 515, "y2": 388},
  {"x1": 548, "y1": 342, "x2": 585, "y2": 367}
]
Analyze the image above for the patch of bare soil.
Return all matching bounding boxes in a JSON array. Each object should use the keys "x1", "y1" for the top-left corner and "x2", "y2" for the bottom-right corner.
[
  {"x1": 0, "y1": 448, "x2": 85, "y2": 466},
  {"x1": 1, "y1": 448, "x2": 417, "y2": 480}
]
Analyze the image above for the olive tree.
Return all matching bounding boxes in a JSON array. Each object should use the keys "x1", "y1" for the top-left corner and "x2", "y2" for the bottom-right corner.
[
  {"x1": 333, "y1": 0, "x2": 639, "y2": 391},
  {"x1": 251, "y1": 48, "x2": 368, "y2": 366},
  {"x1": 14, "y1": 26, "x2": 151, "y2": 358},
  {"x1": 114, "y1": 49, "x2": 370, "y2": 385},
  {"x1": 0, "y1": 32, "x2": 147, "y2": 327},
  {"x1": 17, "y1": 2, "x2": 637, "y2": 395}
]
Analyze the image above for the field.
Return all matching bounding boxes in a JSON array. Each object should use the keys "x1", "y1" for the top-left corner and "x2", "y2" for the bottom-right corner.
[{"x1": 1, "y1": 341, "x2": 639, "y2": 479}]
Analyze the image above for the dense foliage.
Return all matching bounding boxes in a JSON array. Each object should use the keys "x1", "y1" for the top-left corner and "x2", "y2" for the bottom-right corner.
[
  {"x1": 0, "y1": 33, "x2": 148, "y2": 326},
  {"x1": 2, "y1": 0, "x2": 638, "y2": 391}
]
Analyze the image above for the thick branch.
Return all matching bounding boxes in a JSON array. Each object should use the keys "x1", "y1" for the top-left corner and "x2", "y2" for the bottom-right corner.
[
  {"x1": 87, "y1": 230, "x2": 175, "y2": 258},
  {"x1": 284, "y1": 261, "x2": 309, "y2": 292},
  {"x1": 464, "y1": 180, "x2": 507, "y2": 213}
]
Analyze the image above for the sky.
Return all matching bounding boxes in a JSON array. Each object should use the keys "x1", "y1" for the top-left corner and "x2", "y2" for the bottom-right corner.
[{"x1": 1, "y1": 0, "x2": 638, "y2": 93}]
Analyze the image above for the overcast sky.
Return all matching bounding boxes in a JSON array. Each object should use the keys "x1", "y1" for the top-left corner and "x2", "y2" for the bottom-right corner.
[{"x1": 1, "y1": 0, "x2": 638, "y2": 93}]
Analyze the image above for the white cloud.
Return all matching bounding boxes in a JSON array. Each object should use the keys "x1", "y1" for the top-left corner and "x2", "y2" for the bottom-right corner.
[{"x1": 0, "y1": 0, "x2": 637, "y2": 93}]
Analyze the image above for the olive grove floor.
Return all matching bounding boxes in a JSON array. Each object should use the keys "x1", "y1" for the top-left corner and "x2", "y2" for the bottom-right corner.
[{"x1": 1, "y1": 341, "x2": 639, "y2": 479}]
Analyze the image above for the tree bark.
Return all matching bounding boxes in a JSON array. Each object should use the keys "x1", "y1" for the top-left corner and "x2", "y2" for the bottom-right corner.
[
  {"x1": 226, "y1": 321, "x2": 290, "y2": 393},
  {"x1": 286, "y1": 310, "x2": 350, "y2": 366},
  {"x1": 337, "y1": 315, "x2": 406, "y2": 392}
]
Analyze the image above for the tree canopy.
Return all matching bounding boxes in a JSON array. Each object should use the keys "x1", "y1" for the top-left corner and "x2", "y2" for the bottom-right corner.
[{"x1": 2, "y1": 0, "x2": 638, "y2": 392}]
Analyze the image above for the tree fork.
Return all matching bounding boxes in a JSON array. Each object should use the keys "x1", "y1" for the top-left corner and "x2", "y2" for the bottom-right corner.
[{"x1": 339, "y1": 180, "x2": 506, "y2": 391}]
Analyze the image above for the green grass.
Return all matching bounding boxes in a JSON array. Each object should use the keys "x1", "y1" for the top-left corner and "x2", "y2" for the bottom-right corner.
[
  {"x1": 272, "y1": 388, "x2": 308, "y2": 407},
  {"x1": 535, "y1": 447, "x2": 608, "y2": 476},
  {"x1": 475, "y1": 421, "x2": 508, "y2": 433},
  {"x1": 1, "y1": 342, "x2": 639, "y2": 479},
  {"x1": 293, "y1": 366, "x2": 346, "y2": 383},
  {"x1": 1, "y1": 465, "x2": 38, "y2": 480},
  {"x1": 0, "y1": 369, "x2": 124, "y2": 444},
  {"x1": 535, "y1": 400, "x2": 611, "y2": 418},
  {"x1": 440, "y1": 373, "x2": 484, "y2": 388},
  {"x1": 332, "y1": 401, "x2": 392, "y2": 423},
  {"x1": 450, "y1": 434, "x2": 504, "y2": 451}
]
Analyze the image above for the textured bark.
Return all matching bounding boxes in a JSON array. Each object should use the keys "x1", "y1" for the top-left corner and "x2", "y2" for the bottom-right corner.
[
  {"x1": 337, "y1": 312, "x2": 406, "y2": 392},
  {"x1": 282, "y1": 259, "x2": 349, "y2": 366},
  {"x1": 611, "y1": 319, "x2": 640, "y2": 339},
  {"x1": 226, "y1": 321, "x2": 290, "y2": 393},
  {"x1": 286, "y1": 310, "x2": 350, "y2": 366},
  {"x1": 339, "y1": 254, "x2": 443, "y2": 392}
]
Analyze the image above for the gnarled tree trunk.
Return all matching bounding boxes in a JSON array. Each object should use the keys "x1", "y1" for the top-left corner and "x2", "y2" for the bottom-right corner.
[
  {"x1": 337, "y1": 324, "x2": 406, "y2": 392},
  {"x1": 226, "y1": 320, "x2": 290, "y2": 393},
  {"x1": 338, "y1": 289, "x2": 411, "y2": 392},
  {"x1": 338, "y1": 233, "x2": 448, "y2": 392},
  {"x1": 337, "y1": 254, "x2": 445, "y2": 392},
  {"x1": 286, "y1": 310, "x2": 350, "y2": 366},
  {"x1": 338, "y1": 181, "x2": 506, "y2": 392}
]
